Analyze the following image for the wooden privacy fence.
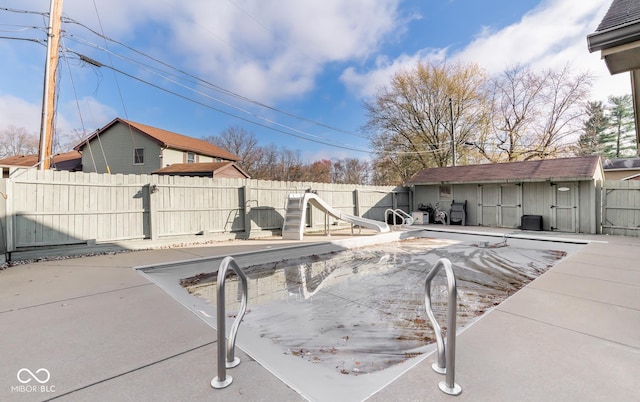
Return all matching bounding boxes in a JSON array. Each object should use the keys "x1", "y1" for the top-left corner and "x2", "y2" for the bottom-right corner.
[
  {"x1": 601, "y1": 180, "x2": 640, "y2": 236},
  {"x1": 0, "y1": 169, "x2": 410, "y2": 254}
]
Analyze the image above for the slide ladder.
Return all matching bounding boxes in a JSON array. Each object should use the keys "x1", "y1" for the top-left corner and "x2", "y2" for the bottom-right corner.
[{"x1": 282, "y1": 193, "x2": 389, "y2": 240}]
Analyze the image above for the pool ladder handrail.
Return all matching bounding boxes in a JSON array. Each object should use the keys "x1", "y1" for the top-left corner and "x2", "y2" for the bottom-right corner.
[
  {"x1": 385, "y1": 208, "x2": 415, "y2": 227},
  {"x1": 211, "y1": 256, "x2": 248, "y2": 389},
  {"x1": 424, "y1": 258, "x2": 462, "y2": 396}
]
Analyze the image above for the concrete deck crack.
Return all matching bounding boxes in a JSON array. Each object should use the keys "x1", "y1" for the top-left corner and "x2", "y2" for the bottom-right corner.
[
  {"x1": 0, "y1": 283, "x2": 154, "y2": 314},
  {"x1": 42, "y1": 341, "x2": 216, "y2": 401}
]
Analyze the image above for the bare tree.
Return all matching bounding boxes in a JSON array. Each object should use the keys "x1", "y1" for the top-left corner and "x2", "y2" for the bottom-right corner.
[
  {"x1": 205, "y1": 126, "x2": 261, "y2": 175},
  {"x1": 332, "y1": 158, "x2": 371, "y2": 184},
  {"x1": 0, "y1": 126, "x2": 39, "y2": 158},
  {"x1": 307, "y1": 159, "x2": 332, "y2": 183},
  {"x1": 481, "y1": 64, "x2": 593, "y2": 161},
  {"x1": 365, "y1": 60, "x2": 490, "y2": 183}
]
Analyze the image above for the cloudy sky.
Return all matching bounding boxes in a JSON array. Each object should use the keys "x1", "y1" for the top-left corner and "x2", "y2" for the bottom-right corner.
[{"x1": 0, "y1": 0, "x2": 629, "y2": 161}]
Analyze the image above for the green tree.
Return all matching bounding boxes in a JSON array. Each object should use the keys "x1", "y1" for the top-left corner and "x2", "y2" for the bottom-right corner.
[
  {"x1": 604, "y1": 95, "x2": 636, "y2": 158},
  {"x1": 577, "y1": 101, "x2": 608, "y2": 156}
]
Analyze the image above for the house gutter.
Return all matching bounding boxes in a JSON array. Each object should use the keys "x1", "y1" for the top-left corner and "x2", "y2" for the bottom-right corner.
[{"x1": 587, "y1": 21, "x2": 640, "y2": 52}]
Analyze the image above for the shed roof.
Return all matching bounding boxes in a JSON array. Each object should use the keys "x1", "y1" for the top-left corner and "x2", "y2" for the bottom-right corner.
[
  {"x1": 152, "y1": 162, "x2": 250, "y2": 178},
  {"x1": 406, "y1": 155, "x2": 602, "y2": 185},
  {"x1": 76, "y1": 118, "x2": 240, "y2": 162},
  {"x1": 0, "y1": 151, "x2": 82, "y2": 171}
]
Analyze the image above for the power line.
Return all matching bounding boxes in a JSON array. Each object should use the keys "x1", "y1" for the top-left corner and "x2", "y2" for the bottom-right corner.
[
  {"x1": 64, "y1": 39, "x2": 364, "y2": 150},
  {"x1": 64, "y1": 50, "x2": 373, "y2": 154},
  {"x1": 61, "y1": 16, "x2": 368, "y2": 140},
  {"x1": 0, "y1": 7, "x2": 48, "y2": 16}
]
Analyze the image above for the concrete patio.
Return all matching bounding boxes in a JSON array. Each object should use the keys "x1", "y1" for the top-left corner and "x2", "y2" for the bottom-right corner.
[{"x1": 1, "y1": 227, "x2": 639, "y2": 401}]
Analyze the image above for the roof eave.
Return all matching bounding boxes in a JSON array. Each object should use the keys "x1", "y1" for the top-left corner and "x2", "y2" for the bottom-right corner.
[
  {"x1": 408, "y1": 176, "x2": 595, "y2": 186},
  {"x1": 587, "y1": 21, "x2": 640, "y2": 52}
]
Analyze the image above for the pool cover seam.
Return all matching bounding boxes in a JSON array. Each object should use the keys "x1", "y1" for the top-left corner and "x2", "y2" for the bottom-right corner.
[{"x1": 41, "y1": 341, "x2": 216, "y2": 401}]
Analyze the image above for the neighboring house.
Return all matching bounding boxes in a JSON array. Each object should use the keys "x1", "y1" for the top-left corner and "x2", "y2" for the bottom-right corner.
[
  {"x1": 406, "y1": 155, "x2": 604, "y2": 233},
  {"x1": 74, "y1": 118, "x2": 240, "y2": 174},
  {"x1": 588, "y1": 0, "x2": 640, "y2": 153},
  {"x1": 603, "y1": 157, "x2": 640, "y2": 180},
  {"x1": 0, "y1": 151, "x2": 82, "y2": 172},
  {"x1": 153, "y1": 161, "x2": 250, "y2": 178}
]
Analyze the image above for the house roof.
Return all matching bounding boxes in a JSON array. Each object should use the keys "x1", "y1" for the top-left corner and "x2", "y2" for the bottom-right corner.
[
  {"x1": 152, "y1": 162, "x2": 250, "y2": 178},
  {"x1": 587, "y1": 0, "x2": 640, "y2": 52},
  {"x1": 603, "y1": 157, "x2": 640, "y2": 170},
  {"x1": 76, "y1": 118, "x2": 240, "y2": 162},
  {"x1": 0, "y1": 151, "x2": 82, "y2": 171},
  {"x1": 406, "y1": 155, "x2": 602, "y2": 185}
]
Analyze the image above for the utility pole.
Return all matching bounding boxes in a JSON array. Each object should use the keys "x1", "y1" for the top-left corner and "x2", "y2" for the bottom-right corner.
[
  {"x1": 38, "y1": 0, "x2": 64, "y2": 170},
  {"x1": 449, "y1": 98, "x2": 456, "y2": 166}
]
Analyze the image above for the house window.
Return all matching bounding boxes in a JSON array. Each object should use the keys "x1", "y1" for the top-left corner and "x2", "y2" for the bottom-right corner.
[
  {"x1": 439, "y1": 185, "x2": 452, "y2": 200},
  {"x1": 187, "y1": 152, "x2": 195, "y2": 163},
  {"x1": 134, "y1": 148, "x2": 144, "y2": 165}
]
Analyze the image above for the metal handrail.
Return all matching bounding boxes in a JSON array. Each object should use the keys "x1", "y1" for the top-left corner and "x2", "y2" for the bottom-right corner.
[
  {"x1": 211, "y1": 256, "x2": 249, "y2": 389},
  {"x1": 385, "y1": 208, "x2": 415, "y2": 226},
  {"x1": 424, "y1": 258, "x2": 462, "y2": 396}
]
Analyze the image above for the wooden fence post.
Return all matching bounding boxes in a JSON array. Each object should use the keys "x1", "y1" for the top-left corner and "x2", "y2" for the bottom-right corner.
[
  {"x1": 146, "y1": 183, "x2": 159, "y2": 241},
  {"x1": 243, "y1": 185, "x2": 251, "y2": 237},
  {"x1": 0, "y1": 175, "x2": 12, "y2": 262},
  {"x1": 354, "y1": 189, "x2": 360, "y2": 217}
]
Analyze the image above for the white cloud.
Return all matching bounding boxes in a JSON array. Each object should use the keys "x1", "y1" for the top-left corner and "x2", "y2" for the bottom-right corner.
[
  {"x1": 57, "y1": 96, "x2": 118, "y2": 132},
  {"x1": 58, "y1": 0, "x2": 403, "y2": 103},
  {"x1": 341, "y1": 49, "x2": 447, "y2": 98},
  {"x1": 343, "y1": 0, "x2": 630, "y2": 102},
  {"x1": 0, "y1": 94, "x2": 42, "y2": 134}
]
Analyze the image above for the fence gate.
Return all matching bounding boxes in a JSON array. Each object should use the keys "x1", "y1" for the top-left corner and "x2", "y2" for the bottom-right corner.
[{"x1": 602, "y1": 180, "x2": 640, "y2": 236}]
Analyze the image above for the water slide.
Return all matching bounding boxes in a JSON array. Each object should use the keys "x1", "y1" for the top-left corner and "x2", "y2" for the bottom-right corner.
[{"x1": 282, "y1": 193, "x2": 390, "y2": 240}]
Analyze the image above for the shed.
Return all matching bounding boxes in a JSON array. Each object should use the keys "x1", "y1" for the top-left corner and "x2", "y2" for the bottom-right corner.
[{"x1": 406, "y1": 155, "x2": 604, "y2": 233}]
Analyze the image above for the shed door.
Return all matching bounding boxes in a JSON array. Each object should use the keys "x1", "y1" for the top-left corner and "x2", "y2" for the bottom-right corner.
[
  {"x1": 478, "y1": 184, "x2": 521, "y2": 228},
  {"x1": 499, "y1": 185, "x2": 521, "y2": 228},
  {"x1": 480, "y1": 185, "x2": 499, "y2": 226},
  {"x1": 551, "y1": 182, "x2": 577, "y2": 232}
]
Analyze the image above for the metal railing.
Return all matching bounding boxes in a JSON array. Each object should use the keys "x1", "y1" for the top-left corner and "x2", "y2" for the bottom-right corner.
[
  {"x1": 211, "y1": 256, "x2": 249, "y2": 389},
  {"x1": 385, "y1": 208, "x2": 415, "y2": 226},
  {"x1": 424, "y1": 258, "x2": 462, "y2": 396}
]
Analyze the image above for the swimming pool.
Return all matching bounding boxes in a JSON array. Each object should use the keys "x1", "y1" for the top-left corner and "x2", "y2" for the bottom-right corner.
[{"x1": 137, "y1": 230, "x2": 584, "y2": 401}]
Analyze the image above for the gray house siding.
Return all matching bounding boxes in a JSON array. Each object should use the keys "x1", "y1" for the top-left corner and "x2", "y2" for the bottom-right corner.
[{"x1": 82, "y1": 124, "x2": 163, "y2": 174}]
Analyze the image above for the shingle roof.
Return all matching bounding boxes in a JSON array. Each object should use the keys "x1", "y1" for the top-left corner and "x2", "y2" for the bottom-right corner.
[
  {"x1": 0, "y1": 151, "x2": 82, "y2": 170},
  {"x1": 588, "y1": 0, "x2": 640, "y2": 52},
  {"x1": 406, "y1": 155, "x2": 602, "y2": 185},
  {"x1": 602, "y1": 157, "x2": 640, "y2": 170},
  {"x1": 76, "y1": 118, "x2": 240, "y2": 161},
  {"x1": 152, "y1": 162, "x2": 249, "y2": 177},
  {"x1": 596, "y1": 0, "x2": 640, "y2": 32}
]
